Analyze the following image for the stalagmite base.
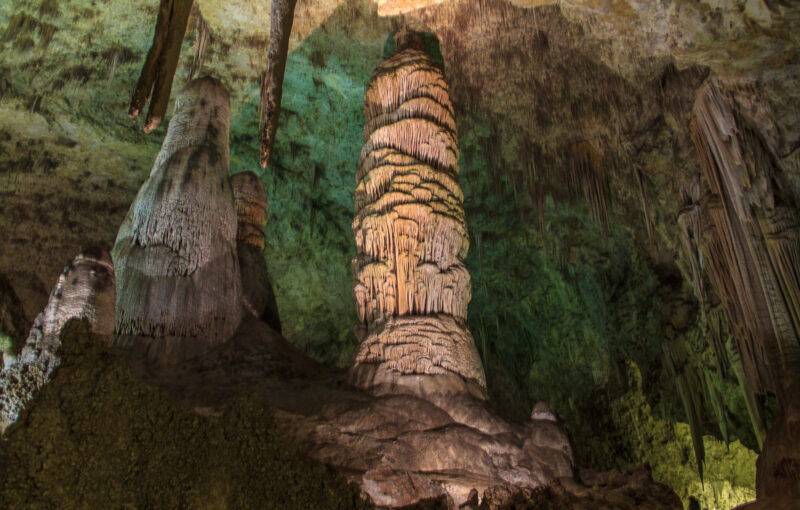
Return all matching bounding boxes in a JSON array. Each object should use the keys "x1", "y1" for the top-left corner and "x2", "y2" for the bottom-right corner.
[{"x1": 113, "y1": 77, "x2": 241, "y2": 366}]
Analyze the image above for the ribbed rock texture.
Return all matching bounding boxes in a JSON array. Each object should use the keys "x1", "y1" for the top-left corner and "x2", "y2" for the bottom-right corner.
[
  {"x1": 691, "y1": 78, "x2": 800, "y2": 502},
  {"x1": 1, "y1": 250, "x2": 115, "y2": 434},
  {"x1": 112, "y1": 77, "x2": 242, "y2": 366},
  {"x1": 232, "y1": 171, "x2": 282, "y2": 333},
  {"x1": 351, "y1": 43, "x2": 485, "y2": 391}
]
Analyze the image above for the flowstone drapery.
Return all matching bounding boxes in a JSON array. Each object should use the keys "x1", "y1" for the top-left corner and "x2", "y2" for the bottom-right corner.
[
  {"x1": 350, "y1": 37, "x2": 485, "y2": 393},
  {"x1": 691, "y1": 78, "x2": 800, "y2": 500},
  {"x1": 113, "y1": 77, "x2": 242, "y2": 366}
]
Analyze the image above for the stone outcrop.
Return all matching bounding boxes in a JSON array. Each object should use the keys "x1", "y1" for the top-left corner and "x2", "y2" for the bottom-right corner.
[
  {"x1": 350, "y1": 36, "x2": 485, "y2": 393},
  {"x1": 232, "y1": 171, "x2": 282, "y2": 333},
  {"x1": 691, "y1": 78, "x2": 800, "y2": 503},
  {"x1": 1, "y1": 250, "x2": 115, "y2": 434},
  {"x1": 112, "y1": 77, "x2": 242, "y2": 366}
]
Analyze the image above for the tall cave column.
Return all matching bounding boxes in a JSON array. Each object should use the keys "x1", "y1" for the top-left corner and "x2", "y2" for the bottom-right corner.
[
  {"x1": 349, "y1": 32, "x2": 486, "y2": 394},
  {"x1": 232, "y1": 171, "x2": 282, "y2": 333},
  {"x1": 112, "y1": 77, "x2": 241, "y2": 366}
]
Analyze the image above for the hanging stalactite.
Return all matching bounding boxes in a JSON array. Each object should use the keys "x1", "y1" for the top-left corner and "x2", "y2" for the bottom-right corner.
[
  {"x1": 691, "y1": 77, "x2": 800, "y2": 499},
  {"x1": 188, "y1": 8, "x2": 210, "y2": 81},
  {"x1": 678, "y1": 182, "x2": 704, "y2": 302},
  {"x1": 568, "y1": 140, "x2": 609, "y2": 233},
  {"x1": 128, "y1": 0, "x2": 194, "y2": 133},
  {"x1": 259, "y1": 0, "x2": 297, "y2": 169}
]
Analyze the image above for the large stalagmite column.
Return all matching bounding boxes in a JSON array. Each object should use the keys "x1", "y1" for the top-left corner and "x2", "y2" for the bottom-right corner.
[
  {"x1": 350, "y1": 33, "x2": 486, "y2": 394},
  {"x1": 112, "y1": 77, "x2": 241, "y2": 366}
]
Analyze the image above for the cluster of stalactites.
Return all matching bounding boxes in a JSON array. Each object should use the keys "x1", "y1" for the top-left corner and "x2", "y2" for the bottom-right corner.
[
  {"x1": 690, "y1": 78, "x2": 800, "y2": 399},
  {"x1": 232, "y1": 172, "x2": 268, "y2": 249},
  {"x1": 352, "y1": 45, "x2": 485, "y2": 389},
  {"x1": 568, "y1": 140, "x2": 609, "y2": 233}
]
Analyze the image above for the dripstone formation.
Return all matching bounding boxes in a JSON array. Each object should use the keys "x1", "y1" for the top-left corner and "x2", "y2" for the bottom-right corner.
[
  {"x1": 350, "y1": 36, "x2": 485, "y2": 394},
  {"x1": 690, "y1": 79, "x2": 800, "y2": 502},
  {"x1": 232, "y1": 171, "x2": 282, "y2": 333},
  {"x1": 112, "y1": 77, "x2": 242, "y2": 366},
  {"x1": 1, "y1": 250, "x2": 115, "y2": 433}
]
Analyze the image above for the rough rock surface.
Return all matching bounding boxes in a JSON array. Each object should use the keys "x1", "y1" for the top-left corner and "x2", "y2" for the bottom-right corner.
[
  {"x1": 691, "y1": 78, "x2": 800, "y2": 502},
  {"x1": 112, "y1": 77, "x2": 242, "y2": 366},
  {"x1": 351, "y1": 42, "x2": 485, "y2": 391},
  {"x1": 232, "y1": 171, "x2": 282, "y2": 333},
  {"x1": 0, "y1": 250, "x2": 114, "y2": 434}
]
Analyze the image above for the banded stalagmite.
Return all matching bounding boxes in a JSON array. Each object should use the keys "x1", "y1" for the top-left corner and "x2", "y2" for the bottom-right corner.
[
  {"x1": 350, "y1": 32, "x2": 486, "y2": 394},
  {"x1": 232, "y1": 171, "x2": 282, "y2": 333},
  {"x1": 113, "y1": 77, "x2": 242, "y2": 366}
]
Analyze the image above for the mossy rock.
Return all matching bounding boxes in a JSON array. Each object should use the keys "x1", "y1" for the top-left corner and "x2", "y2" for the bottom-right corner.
[{"x1": 0, "y1": 320, "x2": 370, "y2": 509}]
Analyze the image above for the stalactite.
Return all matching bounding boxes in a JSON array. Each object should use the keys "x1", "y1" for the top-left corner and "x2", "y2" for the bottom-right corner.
[
  {"x1": 678, "y1": 182, "x2": 704, "y2": 302},
  {"x1": 259, "y1": 0, "x2": 297, "y2": 169},
  {"x1": 1, "y1": 250, "x2": 115, "y2": 433},
  {"x1": 188, "y1": 9, "x2": 209, "y2": 81},
  {"x1": 128, "y1": 0, "x2": 194, "y2": 133},
  {"x1": 663, "y1": 337, "x2": 706, "y2": 482},
  {"x1": 232, "y1": 171, "x2": 282, "y2": 333},
  {"x1": 727, "y1": 335, "x2": 767, "y2": 451},
  {"x1": 635, "y1": 167, "x2": 654, "y2": 245},
  {"x1": 350, "y1": 34, "x2": 485, "y2": 391},
  {"x1": 113, "y1": 77, "x2": 241, "y2": 366},
  {"x1": 692, "y1": 77, "x2": 800, "y2": 498},
  {"x1": 568, "y1": 140, "x2": 609, "y2": 233}
]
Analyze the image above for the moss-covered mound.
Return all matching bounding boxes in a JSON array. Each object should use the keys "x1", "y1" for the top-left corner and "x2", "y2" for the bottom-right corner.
[{"x1": 0, "y1": 320, "x2": 369, "y2": 509}]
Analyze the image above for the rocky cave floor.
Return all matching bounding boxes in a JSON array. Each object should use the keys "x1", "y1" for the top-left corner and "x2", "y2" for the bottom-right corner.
[{"x1": 1, "y1": 318, "x2": 685, "y2": 509}]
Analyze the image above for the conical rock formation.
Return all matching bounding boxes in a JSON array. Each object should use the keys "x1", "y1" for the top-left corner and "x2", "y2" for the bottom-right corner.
[
  {"x1": 1, "y1": 250, "x2": 114, "y2": 434},
  {"x1": 232, "y1": 171, "x2": 282, "y2": 333},
  {"x1": 112, "y1": 77, "x2": 241, "y2": 366},
  {"x1": 351, "y1": 42, "x2": 485, "y2": 393}
]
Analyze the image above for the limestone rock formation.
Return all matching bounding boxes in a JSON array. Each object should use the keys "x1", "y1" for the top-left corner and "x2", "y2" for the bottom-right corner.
[
  {"x1": 691, "y1": 78, "x2": 800, "y2": 502},
  {"x1": 1, "y1": 250, "x2": 115, "y2": 434},
  {"x1": 351, "y1": 37, "x2": 485, "y2": 392},
  {"x1": 112, "y1": 77, "x2": 242, "y2": 366},
  {"x1": 232, "y1": 171, "x2": 282, "y2": 333}
]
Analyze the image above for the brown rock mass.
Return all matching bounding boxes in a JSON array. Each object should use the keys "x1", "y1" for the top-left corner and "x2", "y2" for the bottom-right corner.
[
  {"x1": 350, "y1": 41, "x2": 485, "y2": 392},
  {"x1": 691, "y1": 78, "x2": 800, "y2": 502},
  {"x1": 232, "y1": 171, "x2": 282, "y2": 333},
  {"x1": 112, "y1": 77, "x2": 242, "y2": 366}
]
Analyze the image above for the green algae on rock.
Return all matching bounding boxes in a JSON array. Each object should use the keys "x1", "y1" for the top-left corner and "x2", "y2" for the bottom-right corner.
[{"x1": 0, "y1": 320, "x2": 369, "y2": 510}]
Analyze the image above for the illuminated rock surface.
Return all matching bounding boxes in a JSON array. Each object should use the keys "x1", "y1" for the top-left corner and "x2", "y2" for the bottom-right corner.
[
  {"x1": 351, "y1": 42, "x2": 485, "y2": 392},
  {"x1": 112, "y1": 77, "x2": 242, "y2": 366},
  {"x1": 0, "y1": 251, "x2": 114, "y2": 433}
]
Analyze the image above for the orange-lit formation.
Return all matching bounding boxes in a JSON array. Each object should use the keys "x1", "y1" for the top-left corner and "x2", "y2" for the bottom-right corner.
[{"x1": 351, "y1": 40, "x2": 485, "y2": 390}]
